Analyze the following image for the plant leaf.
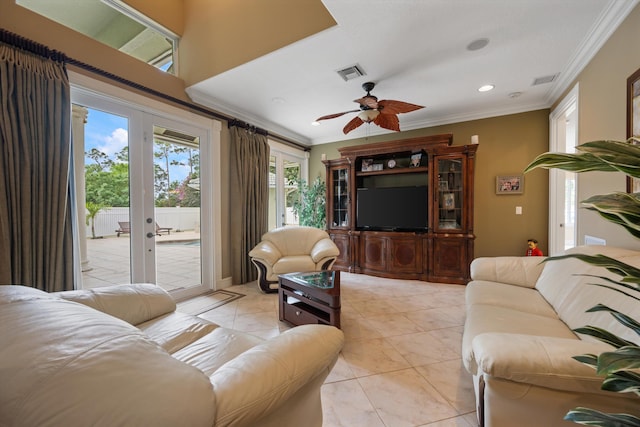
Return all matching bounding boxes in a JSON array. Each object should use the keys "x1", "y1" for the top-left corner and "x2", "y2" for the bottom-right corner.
[
  {"x1": 524, "y1": 152, "x2": 618, "y2": 174},
  {"x1": 577, "y1": 140, "x2": 640, "y2": 179},
  {"x1": 586, "y1": 304, "x2": 640, "y2": 337},
  {"x1": 573, "y1": 326, "x2": 636, "y2": 348},
  {"x1": 597, "y1": 347, "x2": 640, "y2": 375},
  {"x1": 543, "y1": 254, "x2": 640, "y2": 286},
  {"x1": 582, "y1": 193, "x2": 640, "y2": 239},
  {"x1": 578, "y1": 276, "x2": 640, "y2": 301},
  {"x1": 565, "y1": 407, "x2": 640, "y2": 426},
  {"x1": 601, "y1": 369, "x2": 640, "y2": 395},
  {"x1": 573, "y1": 353, "x2": 599, "y2": 368}
]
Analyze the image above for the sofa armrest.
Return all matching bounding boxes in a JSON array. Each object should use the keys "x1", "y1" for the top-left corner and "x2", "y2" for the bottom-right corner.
[
  {"x1": 249, "y1": 241, "x2": 282, "y2": 266},
  {"x1": 470, "y1": 256, "x2": 546, "y2": 288},
  {"x1": 210, "y1": 325, "x2": 344, "y2": 427},
  {"x1": 310, "y1": 238, "x2": 340, "y2": 263},
  {"x1": 55, "y1": 283, "x2": 176, "y2": 326},
  {"x1": 472, "y1": 333, "x2": 614, "y2": 395}
]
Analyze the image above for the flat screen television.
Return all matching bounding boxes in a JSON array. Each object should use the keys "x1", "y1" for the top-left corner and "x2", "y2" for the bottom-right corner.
[{"x1": 356, "y1": 186, "x2": 428, "y2": 231}]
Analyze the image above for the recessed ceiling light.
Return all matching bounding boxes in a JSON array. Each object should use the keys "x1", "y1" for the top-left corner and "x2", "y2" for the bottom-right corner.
[
  {"x1": 311, "y1": 121, "x2": 321, "y2": 126},
  {"x1": 508, "y1": 91, "x2": 523, "y2": 98},
  {"x1": 478, "y1": 84, "x2": 495, "y2": 92},
  {"x1": 467, "y1": 38, "x2": 489, "y2": 51}
]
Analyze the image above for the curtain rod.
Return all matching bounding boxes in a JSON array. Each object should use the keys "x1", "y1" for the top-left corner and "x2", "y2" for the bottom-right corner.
[{"x1": 0, "y1": 28, "x2": 310, "y2": 152}]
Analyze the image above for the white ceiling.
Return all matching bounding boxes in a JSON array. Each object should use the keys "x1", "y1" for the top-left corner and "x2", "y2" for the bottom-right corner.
[{"x1": 186, "y1": 0, "x2": 638, "y2": 146}]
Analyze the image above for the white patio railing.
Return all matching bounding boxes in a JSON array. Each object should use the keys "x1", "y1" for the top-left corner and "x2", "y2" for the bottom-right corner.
[{"x1": 85, "y1": 207, "x2": 200, "y2": 237}]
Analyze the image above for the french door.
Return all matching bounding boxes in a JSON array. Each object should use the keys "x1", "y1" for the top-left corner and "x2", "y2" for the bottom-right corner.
[
  {"x1": 71, "y1": 87, "x2": 212, "y2": 298},
  {"x1": 268, "y1": 142, "x2": 307, "y2": 230},
  {"x1": 549, "y1": 84, "x2": 578, "y2": 255}
]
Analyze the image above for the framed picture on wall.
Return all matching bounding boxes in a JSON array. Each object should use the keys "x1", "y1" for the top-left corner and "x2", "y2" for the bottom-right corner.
[
  {"x1": 496, "y1": 174, "x2": 523, "y2": 194},
  {"x1": 627, "y1": 66, "x2": 640, "y2": 193}
]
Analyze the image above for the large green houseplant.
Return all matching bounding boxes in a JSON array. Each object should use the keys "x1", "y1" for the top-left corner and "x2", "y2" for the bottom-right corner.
[{"x1": 525, "y1": 139, "x2": 640, "y2": 426}]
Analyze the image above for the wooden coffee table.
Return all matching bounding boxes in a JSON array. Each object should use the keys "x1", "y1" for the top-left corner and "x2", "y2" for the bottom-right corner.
[{"x1": 278, "y1": 271, "x2": 341, "y2": 328}]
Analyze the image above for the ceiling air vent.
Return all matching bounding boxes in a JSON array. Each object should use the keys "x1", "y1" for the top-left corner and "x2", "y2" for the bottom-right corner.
[
  {"x1": 336, "y1": 64, "x2": 366, "y2": 81},
  {"x1": 532, "y1": 73, "x2": 559, "y2": 86}
]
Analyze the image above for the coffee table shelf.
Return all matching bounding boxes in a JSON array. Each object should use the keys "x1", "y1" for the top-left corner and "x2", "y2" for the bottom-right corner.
[{"x1": 278, "y1": 271, "x2": 341, "y2": 328}]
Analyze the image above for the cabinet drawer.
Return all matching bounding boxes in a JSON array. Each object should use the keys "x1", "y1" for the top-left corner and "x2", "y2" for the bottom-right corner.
[{"x1": 282, "y1": 300, "x2": 329, "y2": 326}]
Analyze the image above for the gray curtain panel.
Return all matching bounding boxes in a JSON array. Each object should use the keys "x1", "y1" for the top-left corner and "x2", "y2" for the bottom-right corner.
[
  {"x1": 0, "y1": 43, "x2": 74, "y2": 291},
  {"x1": 229, "y1": 126, "x2": 270, "y2": 284}
]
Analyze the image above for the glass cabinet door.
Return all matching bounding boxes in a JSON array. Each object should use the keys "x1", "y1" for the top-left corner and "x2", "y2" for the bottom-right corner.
[
  {"x1": 331, "y1": 167, "x2": 349, "y2": 228},
  {"x1": 436, "y1": 156, "x2": 463, "y2": 230}
]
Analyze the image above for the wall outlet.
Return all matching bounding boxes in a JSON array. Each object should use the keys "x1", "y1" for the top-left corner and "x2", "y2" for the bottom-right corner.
[{"x1": 515, "y1": 206, "x2": 522, "y2": 215}]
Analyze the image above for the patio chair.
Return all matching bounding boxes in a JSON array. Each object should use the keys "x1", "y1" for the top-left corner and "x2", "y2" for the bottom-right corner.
[
  {"x1": 155, "y1": 222, "x2": 173, "y2": 235},
  {"x1": 115, "y1": 221, "x2": 130, "y2": 237}
]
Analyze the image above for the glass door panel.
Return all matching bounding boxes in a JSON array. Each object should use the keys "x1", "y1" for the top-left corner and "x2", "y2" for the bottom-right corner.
[
  {"x1": 151, "y1": 124, "x2": 202, "y2": 292},
  {"x1": 268, "y1": 148, "x2": 306, "y2": 229},
  {"x1": 436, "y1": 157, "x2": 463, "y2": 230},
  {"x1": 75, "y1": 105, "x2": 132, "y2": 289},
  {"x1": 331, "y1": 167, "x2": 349, "y2": 228},
  {"x1": 283, "y1": 158, "x2": 301, "y2": 226}
]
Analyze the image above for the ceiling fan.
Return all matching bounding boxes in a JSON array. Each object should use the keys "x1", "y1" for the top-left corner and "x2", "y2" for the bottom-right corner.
[{"x1": 316, "y1": 81, "x2": 424, "y2": 134}]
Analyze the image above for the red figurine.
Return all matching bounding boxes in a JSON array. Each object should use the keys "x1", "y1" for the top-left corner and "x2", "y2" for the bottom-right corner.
[{"x1": 526, "y1": 239, "x2": 543, "y2": 256}]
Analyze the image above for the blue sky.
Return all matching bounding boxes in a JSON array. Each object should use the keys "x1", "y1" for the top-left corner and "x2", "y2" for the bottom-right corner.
[{"x1": 84, "y1": 108, "x2": 193, "y2": 183}]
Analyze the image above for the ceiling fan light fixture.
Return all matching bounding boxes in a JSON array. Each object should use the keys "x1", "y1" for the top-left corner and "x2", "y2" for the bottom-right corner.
[{"x1": 358, "y1": 109, "x2": 380, "y2": 122}]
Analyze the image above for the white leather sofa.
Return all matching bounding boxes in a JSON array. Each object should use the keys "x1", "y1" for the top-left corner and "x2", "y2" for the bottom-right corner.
[
  {"x1": 463, "y1": 245, "x2": 640, "y2": 427},
  {"x1": 249, "y1": 226, "x2": 340, "y2": 293},
  {"x1": 0, "y1": 283, "x2": 344, "y2": 427}
]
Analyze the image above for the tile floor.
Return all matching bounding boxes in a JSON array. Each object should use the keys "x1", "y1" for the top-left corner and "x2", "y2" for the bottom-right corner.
[{"x1": 177, "y1": 273, "x2": 477, "y2": 427}]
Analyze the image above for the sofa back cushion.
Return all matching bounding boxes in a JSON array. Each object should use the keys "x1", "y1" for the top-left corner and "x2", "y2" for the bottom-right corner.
[
  {"x1": 0, "y1": 285, "x2": 216, "y2": 427},
  {"x1": 264, "y1": 226, "x2": 329, "y2": 255},
  {"x1": 535, "y1": 245, "x2": 640, "y2": 343},
  {"x1": 56, "y1": 283, "x2": 176, "y2": 326}
]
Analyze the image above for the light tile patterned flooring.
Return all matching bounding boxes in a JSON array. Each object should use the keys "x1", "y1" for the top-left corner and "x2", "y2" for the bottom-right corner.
[{"x1": 178, "y1": 273, "x2": 477, "y2": 427}]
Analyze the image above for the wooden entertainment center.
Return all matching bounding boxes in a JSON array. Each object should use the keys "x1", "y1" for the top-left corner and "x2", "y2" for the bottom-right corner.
[{"x1": 323, "y1": 133, "x2": 477, "y2": 284}]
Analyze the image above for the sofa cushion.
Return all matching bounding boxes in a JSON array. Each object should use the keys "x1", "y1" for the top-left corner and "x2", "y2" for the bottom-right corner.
[
  {"x1": 57, "y1": 283, "x2": 176, "y2": 326},
  {"x1": 535, "y1": 245, "x2": 640, "y2": 343},
  {"x1": 463, "y1": 304, "x2": 577, "y2": 373},
  {"x1": 0, "y1": 285, "x2": 216, "y2": 427},
  {"x1": 263, "y1": 226, "x2": 331, "y2": 255},
  {"x1": 470, "y1": 256, "x2": 546, "y2": 288},
  {"x1": 466, "y1": 280, "x2": 558, "y2": 318},
  {"x1": 137, "y1": 310, "x2": 220, "y2": 354},
  {"x1": 172, "y1": 327, "x2": 265, "y2": 376},
  {"x1": 272, "y1": 255, "x2": 317, "y2": 275}
]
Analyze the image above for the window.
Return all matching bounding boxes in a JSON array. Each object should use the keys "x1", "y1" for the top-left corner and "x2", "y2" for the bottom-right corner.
[{"x1": 17, "y1": 0, "x2": 177, "y2": 74}]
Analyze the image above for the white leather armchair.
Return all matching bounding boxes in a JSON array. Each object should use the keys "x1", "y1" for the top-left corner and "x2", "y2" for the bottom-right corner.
[{"x1": 249, "y1": 226, "x2": 340, "y2": 293}]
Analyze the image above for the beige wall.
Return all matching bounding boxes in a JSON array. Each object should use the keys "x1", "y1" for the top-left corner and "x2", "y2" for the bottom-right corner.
[
  {"x1": 123, "y1": 0, "x2": 184, "y2": 35},
  {"x1": 566, "y1": 4, "x2": 640, "y2": 250},
  {"x1": 309, "y1": 110, "x2": 550, "y2": 257},
  {"x1": 180, "y1": 0, "x2": 335, "y2": 86}
]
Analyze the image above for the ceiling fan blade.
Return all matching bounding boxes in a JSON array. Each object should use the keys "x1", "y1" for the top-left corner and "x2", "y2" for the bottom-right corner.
[
  {"x1": 378, "y1": 100, "x2": 424, "y2": 115},
  {"x1": 343, "y1": 116, "x2": 365, "y2": 134},
  {"x1": 316, "y1": 110, "x2": 360, "y2": 122},
  {"x1": 373, "y1": 113, "x2": 400, "y2": 132},
  {"x1": 354, "y1": 96, "x2": 378, "y2": 110},
  {"x1": 316, "y1": 110, "x2": 360, "y2": 121}
]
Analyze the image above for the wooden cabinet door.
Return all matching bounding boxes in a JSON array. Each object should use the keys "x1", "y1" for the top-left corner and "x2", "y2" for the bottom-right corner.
[
  {"x1": 430, "y1": 237, "x2": 469, "y2": 283},
  {"x1": 330, "y1": 232, "x2": 351, "y2": 270},
  {"x1": 388, "y1": 237, "x2": 422, "y2": 273},
  {"x1": 360, "y1": 234, "x2": 387, "y2": 271}
]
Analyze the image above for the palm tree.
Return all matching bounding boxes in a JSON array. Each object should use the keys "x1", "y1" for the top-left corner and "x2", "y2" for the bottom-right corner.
[{"x1": 86, "y1": 202, "x2": 105, "y2": 239}]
